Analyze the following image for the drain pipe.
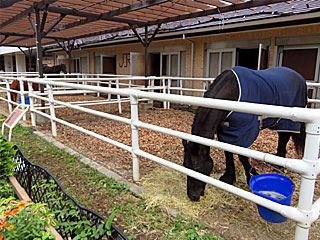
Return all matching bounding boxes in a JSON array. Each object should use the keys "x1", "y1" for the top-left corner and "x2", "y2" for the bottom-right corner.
[{"x1": 183, "y1": 34, "x2": 194, "y2": 94}]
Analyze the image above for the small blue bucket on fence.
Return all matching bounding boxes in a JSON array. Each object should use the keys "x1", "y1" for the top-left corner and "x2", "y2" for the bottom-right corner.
[
  {"x1": 18, "y1": 97, "x2": 30, "y2": 105},
  {"x1": 249, "y1": 173, "x2": 295, "y2": 223}
]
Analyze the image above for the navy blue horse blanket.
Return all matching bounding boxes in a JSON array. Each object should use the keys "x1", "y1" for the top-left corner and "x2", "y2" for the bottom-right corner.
[{"x1": 217, "y1": 66, "x2": 307, "y2": 148}]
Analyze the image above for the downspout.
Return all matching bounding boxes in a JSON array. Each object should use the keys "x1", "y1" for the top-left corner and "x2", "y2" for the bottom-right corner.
[
  {"x1": 183, "y1": 34, "x2": 194, "y2": 95},
  {"x1": 257, "y1": 43, "x2": 262, "y2": 70}
]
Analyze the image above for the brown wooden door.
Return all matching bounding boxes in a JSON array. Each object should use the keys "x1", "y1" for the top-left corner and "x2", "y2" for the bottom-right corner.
[{"x1": 103, "y1": 57, "x2": 116, "y2": 74}]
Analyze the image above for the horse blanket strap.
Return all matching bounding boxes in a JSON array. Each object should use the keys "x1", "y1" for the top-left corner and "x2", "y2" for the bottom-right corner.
[{"x1": 217, "y1": 66, "x2": 307, "y2": 148}]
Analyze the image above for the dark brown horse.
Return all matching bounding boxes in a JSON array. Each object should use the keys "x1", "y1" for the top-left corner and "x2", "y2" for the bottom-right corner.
[
  {"x1": 43, "y1": 64, "x2": 67, "y2": 74},
  {"x1": 9, "y1": 64, "x2": 67, "y2": 102},
  {"x1": 183, "y1": 66, "x2": 307, "y2": 201}
]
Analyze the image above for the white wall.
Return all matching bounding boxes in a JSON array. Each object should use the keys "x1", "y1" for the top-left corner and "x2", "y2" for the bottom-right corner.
[
  {"x1": 4, "y1": 55, "x2": 13, "y2": 72},
  {"x1": 15, "y1": 53, "x2": 26, "y2": 72}
]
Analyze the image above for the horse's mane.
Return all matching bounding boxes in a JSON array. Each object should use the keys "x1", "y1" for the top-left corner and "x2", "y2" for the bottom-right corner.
[{"x1": 191, "y1": 70, "x2": 239, "y2": 138}]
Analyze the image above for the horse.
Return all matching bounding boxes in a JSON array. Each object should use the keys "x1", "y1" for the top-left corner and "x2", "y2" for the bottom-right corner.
[
  {"x1": 182, "y1": 66, "x2": 307, "y2": 201},
  {"x1": 9, "y1": 64, "x2": 67, "y2": 102},
  {"x1": 43, "y1": 64, "x2": 67, "y2": 74}
]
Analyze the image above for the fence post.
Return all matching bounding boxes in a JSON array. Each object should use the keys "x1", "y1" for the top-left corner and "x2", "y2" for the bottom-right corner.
[
  {"x1": 108, "y1": 80, "x2": 111, "y2": 101},
  {"x1": 19, "y1": 79, "x2": 26, "y2": 121},
  {"x1": 167, "y1": 78, "x2": 171, "y2": 109},
  {"x1": 83, "y1": 74, "x2": 87, "y2": 96},
  {"x1": 97, "y1": 76, "x2": 100, "y2": 97},
  {"x1": 47, "y1": 83, "x2": 57, "y2": 137},
  {"x1": 148, "y1": 77, "x2": 154, "y2": 106},
  {"x1": 116, "y1": 79, "x2": 122, "y2": 114},
  {"x1": 27, "y1": 82, "x2": 37, "y2": 126},
  {"x1": 5, "y1": 79, "x2": 13, "y2": 113},
  {"x1": 162, "y1": 78, "x2": 167, "y2": 109},
  {"x1": 294, "y1": 122, "x2": 320, "y2": 240},
  {"x1": 130, "y1": 94, "x2": 140, "y2": 181}
]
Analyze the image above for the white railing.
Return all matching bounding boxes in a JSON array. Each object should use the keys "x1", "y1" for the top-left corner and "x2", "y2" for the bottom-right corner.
[
  {"x1": 2, "y1": 72, "x2": 320, "y2": 105},
  {"x1": 0, "y1": 73, "x2": 217, "y2": 113},
  {"x1": 0, "y1": 75, "x2": 319, "y2": 240}
]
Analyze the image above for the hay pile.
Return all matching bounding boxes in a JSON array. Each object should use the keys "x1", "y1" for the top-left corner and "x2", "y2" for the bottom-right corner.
[{"x1": 141, "y1": 165, "x2": 250, "y2": 218}]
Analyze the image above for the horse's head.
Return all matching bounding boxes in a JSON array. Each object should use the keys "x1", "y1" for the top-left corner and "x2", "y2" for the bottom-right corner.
[
  {"x1": 182, "y1": 140, "x2": 213, "y2": 201},
  {"x1": 60, "y1": 64, "x2": 67, "y2": 74}
]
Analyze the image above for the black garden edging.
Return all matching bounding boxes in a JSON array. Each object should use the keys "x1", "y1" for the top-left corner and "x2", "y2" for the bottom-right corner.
[{"x1": 12, "y1": 143, "x2": 129, "y2": 240}]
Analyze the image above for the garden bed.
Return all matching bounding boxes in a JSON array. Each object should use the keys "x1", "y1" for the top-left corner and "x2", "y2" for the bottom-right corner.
[
  {"x1": 8, "y1": 175, "x2": 62, "y2": 240},
  {"x1": 6, "y1": 140, "x2": 128, "y2": 240}
]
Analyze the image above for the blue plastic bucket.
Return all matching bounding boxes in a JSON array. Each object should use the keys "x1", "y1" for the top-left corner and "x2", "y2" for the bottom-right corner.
[
  {"x1": 18, "y1": 97, "x2": 30, "y2": 105},
  {"x1": 249, "y1": 173, "x2": 295, "y2": 223}
]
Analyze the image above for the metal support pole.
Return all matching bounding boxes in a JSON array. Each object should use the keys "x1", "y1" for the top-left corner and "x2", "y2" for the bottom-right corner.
[
  {"x1": 257, "y1": 43, "x2": 263, "y2": 70},
  {"x1": 35, "y1": 6, "x2": 45, "y2": 111},
  {"x1": 47, "y1": 84, "x2": 57, "y2": 137},
  {"x1": 130, "y1": 95, "x2": 140, "y2": 181},
  {"x1": 144, "y1": 44, "x2": 148, "y2": 85},
  {"x1": 28, "y1": 48, "x2": 32, "y2": 72},
  {"x1": 143, "y1": 25, "x2": 149, "y2": 87},
  {"x1": 68, "y1": 53, "x2": 72, "y2": 74},
  {"x1": 27, "y1": 82, "x2": 36, "y2": 126},
  {"x1": 294, "y1": 122, "x2": 320, "y2": 240}
]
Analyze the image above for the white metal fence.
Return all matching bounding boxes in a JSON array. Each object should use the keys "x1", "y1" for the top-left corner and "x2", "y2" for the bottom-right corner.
[{"x1": 1, "y1": 73, "x2": 320, "y2": 239}]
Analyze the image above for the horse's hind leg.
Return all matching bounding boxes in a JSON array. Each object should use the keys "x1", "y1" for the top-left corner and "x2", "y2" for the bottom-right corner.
[
  {"x1": 219, "y1": 151, "x2": 236, "y2": 184},
  {"x1": 276, "y1": 132, "x2": 291, "y2": 157},
  {"x1": 10, "y1": 92, "x2": 16, "y2": 102},
  {"x1": 238, "y1": 155, "x2": 258, "y2": 185}
]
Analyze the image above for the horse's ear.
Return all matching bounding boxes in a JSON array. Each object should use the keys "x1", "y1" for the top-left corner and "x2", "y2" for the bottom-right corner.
[{"x1": 182, "y1": 139, "x2": 188, "y2": 148}]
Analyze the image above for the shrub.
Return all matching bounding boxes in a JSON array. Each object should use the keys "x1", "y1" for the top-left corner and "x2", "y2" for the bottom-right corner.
[
  {"x1": 0, "y1": 179, "x2": 15, "y2": 199},
  {"x1": 0, "y1": 138, "x2": 18, "y2": 180}
]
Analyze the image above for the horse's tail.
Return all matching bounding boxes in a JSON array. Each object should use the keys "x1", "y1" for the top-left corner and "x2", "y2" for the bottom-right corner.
[{"x1": 291, "y1": 123, "x2": 306, "y2": 158}]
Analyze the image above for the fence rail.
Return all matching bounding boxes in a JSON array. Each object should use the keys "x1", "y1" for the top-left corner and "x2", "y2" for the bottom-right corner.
[{"x1": 1, "y1": 73, "x2": 320, "y2": 240}]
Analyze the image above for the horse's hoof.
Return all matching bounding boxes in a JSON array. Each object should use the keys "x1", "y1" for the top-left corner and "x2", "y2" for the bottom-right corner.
[{"x1": 219, "y1": 174, "x2": 235, "y2": 185}]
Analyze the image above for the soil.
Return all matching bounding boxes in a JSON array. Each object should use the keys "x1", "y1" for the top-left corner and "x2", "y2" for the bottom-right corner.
[{"x1": 3, "y1": 95, "x2": 320, "y2": 240}]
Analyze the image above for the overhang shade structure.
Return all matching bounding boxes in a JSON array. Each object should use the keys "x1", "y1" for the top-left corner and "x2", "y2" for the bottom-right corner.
[{"x1": 0, "y1": 0, "x2": 296, "y2": 49}]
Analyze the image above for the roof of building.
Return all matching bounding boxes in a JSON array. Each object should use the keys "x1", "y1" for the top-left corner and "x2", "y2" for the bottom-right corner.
[
  {"x1": 0, "y1": 0, "x2": 319, "y2": 51},
  {"x1": 51, "y1": 0, "x2": 320, "y2": 50}
]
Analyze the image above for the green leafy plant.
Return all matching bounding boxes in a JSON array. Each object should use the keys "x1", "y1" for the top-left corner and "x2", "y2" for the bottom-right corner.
[
  {"x1": 37, "y1": 178, "x2": 116, "y2": 240},
  {"x1": 0, "y1": 198, "x2": 57, "y2": 240},
  {"x1": 0, "y1": 138, "x2": 18, "y2": 180},
  {"x1": 165, "y1": 215, "x2": 222, "y2": 240},
  {"x1": 0, "y1": 179, "x2": 16, "y2": 199}
]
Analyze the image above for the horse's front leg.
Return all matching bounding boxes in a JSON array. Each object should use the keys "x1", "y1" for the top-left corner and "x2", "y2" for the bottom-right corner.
[
  {"x1": 219, "y1": 151, "x2": 236, "y2": 184},
  {"x1": 238, "y1": 155, "x2": 258, "y2": 184}
]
